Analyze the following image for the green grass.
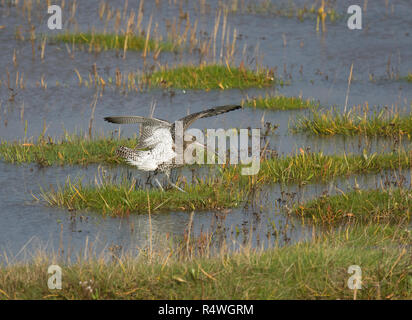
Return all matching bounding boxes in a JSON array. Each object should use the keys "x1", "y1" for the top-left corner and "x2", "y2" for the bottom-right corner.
[
  {"x1": 0, "y1": 224, "x2": 410, "y2": 299},
  {"x1": 292, "y1": 108, "x2": 412, "y2": 138},
  {"x1": 2, "y1": 135, "x2": 410, "y2": 177},
  {"x1": 51, "y1": 33, "x2": 175, "y2": 52},
  {"x1": 253, "y1": 150, "x2": 412, "y2": 185},
  {"x1": 0, "y1": 134, "x2": 137, "y2": 166},
  {"x1": 296, "y1": 188, "x2": 411, "y2": 225},
  {"x1": 406, "y1": 73, "x2": 412, "y2": 82},
  {"x1": 35, "y1": 145, "x2": 412, "y2": 214},
  {"x1": 243, "y1": 94, "x2": 319, "y2": 110},
  {"x1": 143, "y1": 64, "x2": 278, "y2": 90},
  {"x1": 2, "y1": 133, "x2": 410, "y2": 215},
  {"x1": 39, "y1": 178, "x2": 245, "y2": 215},
  {"x1": 1, "y1": 134, "x2": 410, "y2": 176}
]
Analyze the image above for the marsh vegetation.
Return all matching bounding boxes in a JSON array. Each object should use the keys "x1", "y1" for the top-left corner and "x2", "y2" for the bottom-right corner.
[
  {"x1": 0, "y1": 0, "x2": 411, "y2": 300},
  {"x1": 293, "y1": 106, "x2": 412, "y2": 139},
  {"x1": 243, "y1": 94, "x2": 317, "y2": 110}
]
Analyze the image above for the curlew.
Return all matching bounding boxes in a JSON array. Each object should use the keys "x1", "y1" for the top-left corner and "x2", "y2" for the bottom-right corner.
[{"x1": 104, "y1": 105, "x2": 241, "y2": 192}]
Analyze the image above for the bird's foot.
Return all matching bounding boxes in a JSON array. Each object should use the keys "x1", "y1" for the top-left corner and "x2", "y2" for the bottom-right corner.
[
  {"x1": 166, "y1": 177, "x2": 186, "y2": 193},
  {"x1": 170, "y1": 182, "x2": 186, "y2": 193}
]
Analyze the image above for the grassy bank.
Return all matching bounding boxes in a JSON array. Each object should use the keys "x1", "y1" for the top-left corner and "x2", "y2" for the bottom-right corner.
[
  {"x1": 0, "y1": 134, "x2": 136, "y2": 166},
  {"x1": 36, "y1": 149, "x2": 412, "y2": 214},
  {"x1": 3, "y1": 134, "x2": 410, "y2": 176},
  {"x1": 51, "y1": 33, "x2": 175, "y2": 52},
  {"x1": 0, "y1": 224, "x2": 410, "y2": 299},
  {"x1": 292, "y1": 108, "x2": 412, "y2": 138},
  {"x1": 243, "y1": 95, "x2": 318, "y2": 110},
  {"x1": 255, "y1": 150, "x2": 412, "y2": 184},
  {"x1": 143, "y1": 64, "x2": 277, "y2": 90},
  {"x1": 296, "y1": 188, "x2": 411, "y2": 225},
  {"x1": 39, "y1": 178, "x2": 244, "y2": 215}
]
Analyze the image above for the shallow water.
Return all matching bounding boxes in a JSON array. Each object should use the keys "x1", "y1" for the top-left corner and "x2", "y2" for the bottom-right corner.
[{"x1": 0, "y1": 0, "x2": 411, "y2": 262}]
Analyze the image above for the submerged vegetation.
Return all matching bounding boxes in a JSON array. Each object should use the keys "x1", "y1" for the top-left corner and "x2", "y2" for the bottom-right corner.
[
  {"x1": 292, "y1": 108, "x2": 412, "y2": 138},
  {"x1": 49, "y1": 63, "x2": 278, "y2": 92},
  {"x1": 143, "y1": 64, "x2": 278, "y2": 90},
  {"x1": 51, "y1": 33, "x2": 175, "y2": 52},
  {"x1": 243, "y1": 0, "x2": 340, "y2": 23},
  {"x1": 296, "y1": 188, "x2": 411, "y2": 225},
  {"x1": 243, "y1": 94, "x2": 318, "y2": 110},
  {"x1": 0, "y1": 224, "x2": 410, "y2": 299}
]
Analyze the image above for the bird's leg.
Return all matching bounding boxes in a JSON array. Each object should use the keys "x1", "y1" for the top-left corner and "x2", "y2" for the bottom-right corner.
[
  {"x1": 191, "y1": 168, "x2": 196, "y2": 185},
  {"x1": 171, "y1": 168, "x2": 179, "y2": 184},
  {"x1": 146, "y1": 171, "x2": 154, "y2": 187},
  {"x1": 154, "y1": 177, "x2": 165, "y2": 192},
  {"x1": 146, "y1": 169, "x2": 160, "y2": 189},
  {"x1": 165, "y1": 171, "x2": 186, "y2": 193},
  {"x1": 145, "y1": 172, "x2": 151, "y2": 186},
  {"x1": 151, "y1": 169, "x2": 164, "y2": 191}
]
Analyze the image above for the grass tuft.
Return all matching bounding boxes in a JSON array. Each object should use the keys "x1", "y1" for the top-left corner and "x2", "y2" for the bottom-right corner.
[
  {"x1": 296, "y1": 188, "x2": 411, "y2": 225},
  {"x1": 143, "y1": 64, "x2": 278, "y2": 90},
  {"x1": 253, "y1": 150, "x2": 412, "y2": 185},
  {"x1": 243, "y1": 94, "x2": 319, "y2": 110},
  {"x1": 0, "y1": 134, "x2": 136, "y2": 166},
  {"x1": 245, "y1": 1, "x2": 340, "y2": 23},
  {"x1": 292, "y1": 108, "x2": 412, "y2": 138},
  {"x1": 39, "y1": 178, "x2": 244, "y2": 215},
  {"x1": 32, "y1": 140, "x2": 412, "y2": 215},
  {"x1": 51, "y1": 33, "x2": 175, "y2": 52}
]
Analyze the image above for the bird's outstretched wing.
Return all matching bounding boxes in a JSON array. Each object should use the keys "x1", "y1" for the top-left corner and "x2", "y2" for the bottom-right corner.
[
  {"x1": 104, "y1": 116, "x2": 170, "y2": 126},
  {"x1": 104, "y1": 116, "x2": 172, "y2": 149},
  {"x1": 178, "y1": 105, "x2": 241, "y2": 131},
  {"x1": 105, "y1": 105, "x2": 241, "y2": 148}
]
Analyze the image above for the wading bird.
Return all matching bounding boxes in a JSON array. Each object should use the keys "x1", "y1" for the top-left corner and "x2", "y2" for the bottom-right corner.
[{"x1": 104, "y1": 105, "x2": 241, "y2": 192}]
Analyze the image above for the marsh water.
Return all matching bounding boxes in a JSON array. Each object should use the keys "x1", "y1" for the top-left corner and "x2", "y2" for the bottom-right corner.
[{"x1": 0, "y1": 0, "x2": 411, "y2": 262}]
